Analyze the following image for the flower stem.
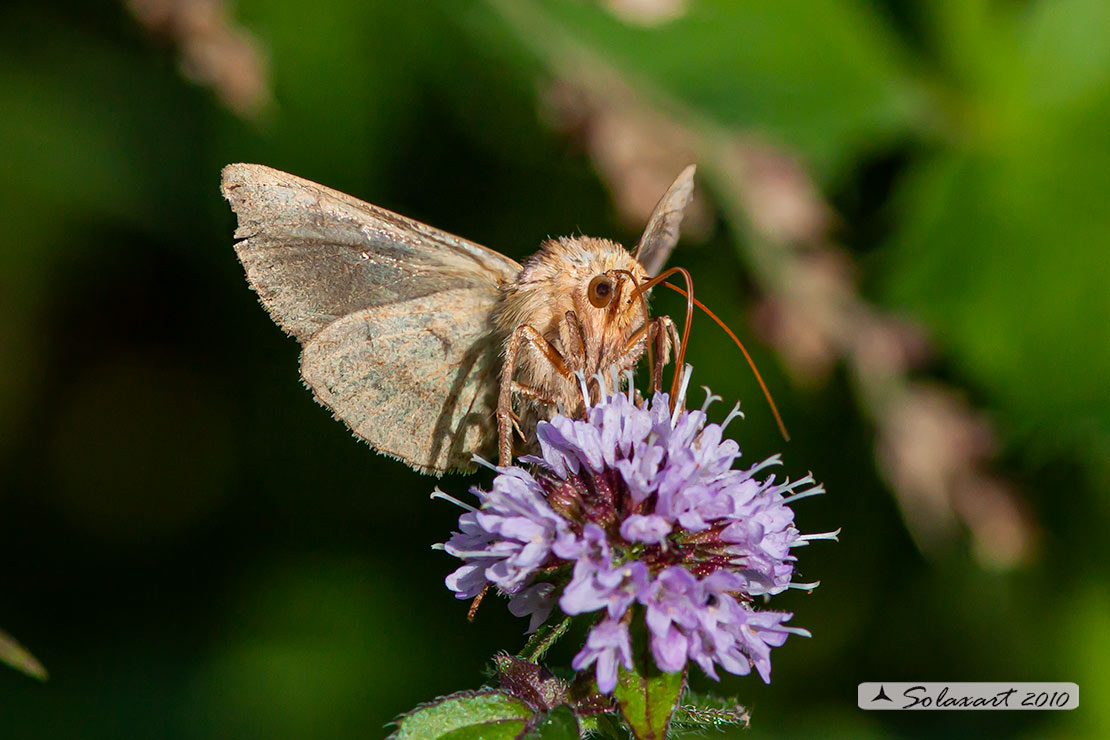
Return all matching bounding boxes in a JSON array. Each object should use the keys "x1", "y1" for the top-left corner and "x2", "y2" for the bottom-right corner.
[{"x1": 518, "y1": 617, "x2": 572, "y2": 663}]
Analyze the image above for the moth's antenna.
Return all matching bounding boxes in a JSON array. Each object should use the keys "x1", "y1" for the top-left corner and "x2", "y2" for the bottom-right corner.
[
  {"x1": 611, "y1": 269, "x2": 656, "y2": 392},
  {"x1": 659, "y1": 281, "x2": 790, "y2": 442},
  {"x1": 634, "y1": 267, "x2": 695, "y2": 409}
]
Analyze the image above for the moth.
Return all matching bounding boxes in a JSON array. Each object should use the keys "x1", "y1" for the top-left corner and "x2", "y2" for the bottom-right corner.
[{"x1": 222, "y1": 163, "x2": 698, "y2": 475}]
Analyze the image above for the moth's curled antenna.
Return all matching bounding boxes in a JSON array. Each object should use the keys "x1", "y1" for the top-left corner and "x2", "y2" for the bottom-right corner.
[
  {"x1": 610, "y1": 268, "x2": 656, "y2": 390},
  {"x1": 633, "y1": 266, "x2": 695, "y2": 408},
  {"x1": 658, "y1": 281, "x2": 790, "y2": 442}
]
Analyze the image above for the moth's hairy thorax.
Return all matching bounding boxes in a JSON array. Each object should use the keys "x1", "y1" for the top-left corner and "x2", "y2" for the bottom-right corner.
[{"x1": 496, "y1": 236, "x2": 649, "y2": 412}]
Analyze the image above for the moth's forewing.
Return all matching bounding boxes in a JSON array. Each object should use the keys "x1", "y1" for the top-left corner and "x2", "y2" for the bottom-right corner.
[
  {"x1": 633, "y1": 164, "x2": 696, "y2": 276},
  {"x1": 222, "y1": 163, "x2": 521, "y2": 474}
]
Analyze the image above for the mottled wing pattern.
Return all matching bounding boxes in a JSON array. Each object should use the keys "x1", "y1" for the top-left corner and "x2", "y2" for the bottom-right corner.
[
  {"x1": 222, "y1": 163, "x2": 521, "y2": 474},
  {"x1": 633, "y1": 164, "x2": 696, "y2": 276},
  {"x1": 300, "y1": 291, "x2": 503, "y2": 474}
]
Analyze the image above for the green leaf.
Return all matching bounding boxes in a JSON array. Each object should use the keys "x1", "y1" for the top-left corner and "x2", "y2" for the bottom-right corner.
[
  {"x1": 670, "y1": 691, "x2": 749, "y2": 732},
  {"x1": 389, "y1": 690, "x2": 533, "y2": 740},
  {"x1": 613, "y1": 663, "x2": 684, "y2": 740},
  {"x1": 0, "y1": 628, "x2": 47, "y2": 681},
  {"x1": 521, "y1": 705, "x2": 580, "y2": 740}
]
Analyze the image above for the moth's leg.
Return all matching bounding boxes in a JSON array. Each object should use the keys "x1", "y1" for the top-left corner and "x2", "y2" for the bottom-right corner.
[
  {"x1": 508, "y1": 382, "x2": 558, "y2": 442},
  {"x1": 467, "y1": 585, "x2": 489, "y2": 621},
  {"x1": 511, "y1": 382, "x2": 558, "y2": 405},
  {"x1": 559, "y1": 311, "x2": 587, "y2": 372},
  {"x1": 505, "y1": 408, "x2": 526, "y2": 443},
  {"x1": 650, "y1": 322, "x2": 666, "y2": 394},
  {"x1": 498, "y1": 325, "x2": 571, "y2": 465},
  {"x1": 560, "y1": 310, "x2": 598, "y2": 396},
  {"x1": 620, "y1": 316, "x2": 676, "y2": 394},
  {"x1": 654, "y1": 315, "x2": 681, "y2": 396}
]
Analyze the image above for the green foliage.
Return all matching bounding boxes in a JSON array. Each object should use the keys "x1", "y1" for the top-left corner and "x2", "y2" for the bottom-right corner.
[
  {"x1": 389, "y1": 690, "x2": 533, "y2": 740},
  {"x1": 613, "y1": 622, "x2": 685, "y2": 740},
  {"x1": 533, "y1": 0, "x2": 922, "y2": 174},
  {"x1": 671, "y1": 691, "x2": 749, "y2": 732},
  {"x1": 613, "y1": 663, "x2": 684, "y2": 739},
  {"x1": 883, "y1": 0, "x2": 1110, "y2": 456},
  {"x1": 522, "y1": 704, "x2": 581, "y2": 740}
]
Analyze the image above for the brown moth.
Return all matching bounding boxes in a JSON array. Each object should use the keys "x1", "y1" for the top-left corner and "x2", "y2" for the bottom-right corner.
[{"x1": 222, "y1": 163, "x2": 696, "y2": 475}]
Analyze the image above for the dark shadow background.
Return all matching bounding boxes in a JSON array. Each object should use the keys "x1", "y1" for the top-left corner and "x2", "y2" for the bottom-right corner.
[{"x1": 1, "y1": 1, "x2": 1107, "y2": 738}]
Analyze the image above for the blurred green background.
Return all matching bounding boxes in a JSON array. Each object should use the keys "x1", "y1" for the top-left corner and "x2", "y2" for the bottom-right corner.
[{"x1": 1, "y1": 0, "x2": 1108, "y2": 737}]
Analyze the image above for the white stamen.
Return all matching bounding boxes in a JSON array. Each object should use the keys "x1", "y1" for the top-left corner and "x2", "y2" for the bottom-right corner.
[
  {"x1": 799, "y1": 528, "x2": 841, "y2": 542},
  {"x1": 782, "y1": 483, "x2": 825, "y2": 505},
  {"x1": 471, "y1": 454, "x2": 499, "y2": 472},
  {"x1": 788, "y1": 580, "x2": 821, "y2": 592},
  {"x1": 671, "y1": 364, "x2": 694, "y2": 426},
  {"x1": 448, "y1": 548, "x2": 500, "y2": 559},
  {"x1": 623, "y1": 369, "x2": 636, "y2": 402},
  {"x1": 780, "y1": 625, "x2": 813, "y2": 638},
  {"x1": 748, "y1": 454, "x2": 782, "y2": 475},
  {"x1": 574, "y1": 371, "x2": 591, "y2": 409},
  {"x1": 782, "y1": 473, "x2": 816, "y2": 492},
  {"x1": 721, "y1": 401, "x2": 745, "y2": 431},
  {"x1": 700, "y1": 386, "x2": 722, "y2": 414},
  {"x1": 591, "y1": 371, "x2": 608, "y2": 402},
  {"x1": 430, "y1": 487, "x2": 477, "y2": 512},
  {"x1": 430, "y1": 543, "x2": 446, "y2": 550}
]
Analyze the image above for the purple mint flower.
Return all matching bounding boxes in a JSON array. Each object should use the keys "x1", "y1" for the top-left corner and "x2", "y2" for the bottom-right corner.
[
  {"x1": 642, "y1": 567, "x2": 701, "y2": 672},
  {"x1": 619, "y1": 513, "x2": 672, "y2": 544},
  {"x1": 438, "y1": 367, "x2": 833, "y2": 691},
  {"x1": 508, "y1": 582, "x2": 557, "y2": 634},
  {"x1": 558, "y1": 524, "x2": 650, "y2": 619},
  {"x1": 442, "y1": 467, "x2": 569, "y2": 598},
  {"x1": 571, "y1": 618, "x2": 633, "y2": 693}
]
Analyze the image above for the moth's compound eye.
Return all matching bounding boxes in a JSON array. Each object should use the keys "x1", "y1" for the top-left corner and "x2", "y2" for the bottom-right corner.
[{"x1": 587, "y1": 275, "x2": 615, "y2": 308}]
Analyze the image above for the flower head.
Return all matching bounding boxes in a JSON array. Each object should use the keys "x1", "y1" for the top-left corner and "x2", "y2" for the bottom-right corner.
[{"x1": 440, "y1": 369, "x2": 832, "y2": 691}]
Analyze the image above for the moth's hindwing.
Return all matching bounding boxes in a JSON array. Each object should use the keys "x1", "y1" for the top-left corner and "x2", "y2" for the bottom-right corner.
[{"x1": 301, "y1": 289, "x2": 504, "y2": 474}]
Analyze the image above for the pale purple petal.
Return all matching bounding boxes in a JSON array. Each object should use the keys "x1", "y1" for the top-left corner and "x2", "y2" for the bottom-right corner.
[
  {"x1": 508, "y1": 582, "x2": 557, "y2": 633},
  {"x1": 619, "y1": 514, "x2": 672, "y2": 544},
  {"x1": 572, "y1": 619, "x2": 632, "y2": 693}
]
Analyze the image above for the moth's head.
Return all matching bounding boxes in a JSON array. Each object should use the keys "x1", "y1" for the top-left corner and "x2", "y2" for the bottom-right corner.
[
  {"x1": 499, "y1": 164, "x2": 697, "y2": 341},
  {"x1": 519, "y1": 236, "x2": 648, "y2": 336}
]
